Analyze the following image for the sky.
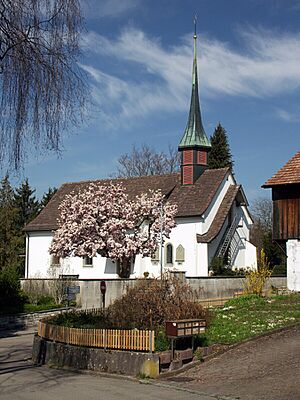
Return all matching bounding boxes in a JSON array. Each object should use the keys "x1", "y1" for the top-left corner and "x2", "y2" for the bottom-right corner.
[{"x1": 8, "y1": 0, "x2": 300, "y2": 204}]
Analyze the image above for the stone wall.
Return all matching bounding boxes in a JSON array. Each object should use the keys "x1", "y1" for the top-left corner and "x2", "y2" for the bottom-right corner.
[
  {"x1": 21, "y1": 276, "x2": 287, "y2": 309},
  {"x1": 0, "y1": 308, "x2": 68, "y2": 332},
  {"x1": 32, "y1": 335, "x2": 159, "y2": 377}
]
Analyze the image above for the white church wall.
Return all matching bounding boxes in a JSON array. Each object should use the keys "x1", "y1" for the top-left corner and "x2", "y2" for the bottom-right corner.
[
  {"x1": 26, "y1": 232, "x2": 54, "y2": 278},
  {"x1": 286, "y1": 239, "x2": 300, "y2": 291},
  {"x1": 26, "y1": 216, "x2": 204, "y2": 279}
]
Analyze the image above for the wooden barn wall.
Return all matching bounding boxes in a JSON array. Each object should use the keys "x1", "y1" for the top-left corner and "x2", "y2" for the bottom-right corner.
[{"x1": 273, "y1": 198, "x2": 300, "y2": 240}]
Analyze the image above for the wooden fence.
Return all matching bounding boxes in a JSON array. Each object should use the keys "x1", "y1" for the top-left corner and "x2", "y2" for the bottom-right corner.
[{"x1": 38, "y1": 320, "x2": 155, "y2": 352}]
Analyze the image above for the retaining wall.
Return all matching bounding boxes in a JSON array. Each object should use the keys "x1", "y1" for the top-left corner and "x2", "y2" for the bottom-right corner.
[
  {"x1": 21, "y1": 276, "x2": 287, "y2": 309},
  {"x1": 32, "y1": 335, "x2": 159, "y2": 377},
  {"x1": 0, "y1": 308, "x2": 69, "y2": 332}
]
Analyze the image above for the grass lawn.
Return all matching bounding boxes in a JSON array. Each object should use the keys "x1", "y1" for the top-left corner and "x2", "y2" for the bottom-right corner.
[
  {"x1": 205, "y1": 293, "x2": 300, "y2": 345},
  {"x1": 23, "y1": 302, "x2": 62, "y2": 313}
]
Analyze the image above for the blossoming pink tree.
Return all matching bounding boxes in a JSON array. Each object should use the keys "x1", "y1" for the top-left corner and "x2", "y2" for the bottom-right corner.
[{"x1": 49, "y1": 182, "x2": 177, "y2": 277}]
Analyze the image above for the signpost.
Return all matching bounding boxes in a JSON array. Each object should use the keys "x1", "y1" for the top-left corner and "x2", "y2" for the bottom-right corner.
[
  {"x1": 65, "y1": 285, "x2": 80, "y2": 307},
  {"x1": 100, "y1": 280, "x2": 106, "y2": 309}
]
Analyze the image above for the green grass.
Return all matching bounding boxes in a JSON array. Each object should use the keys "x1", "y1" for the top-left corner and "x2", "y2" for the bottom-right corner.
[
  {"x1": 205, "y1": 293, "x2": 300, "y2": 345},
  {"x1": 23, "y1": 302, "x2": 62, "y2": 313}
]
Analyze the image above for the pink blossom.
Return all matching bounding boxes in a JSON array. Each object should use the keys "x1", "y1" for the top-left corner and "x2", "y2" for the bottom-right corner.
[{"x1": 50, "y1": 182, "x2": 177, "y2": 263}]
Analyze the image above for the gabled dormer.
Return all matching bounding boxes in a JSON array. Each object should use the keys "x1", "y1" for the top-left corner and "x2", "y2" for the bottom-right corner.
[{"x1": 178, "y1": 22, "x2": 211, "y2": 185}]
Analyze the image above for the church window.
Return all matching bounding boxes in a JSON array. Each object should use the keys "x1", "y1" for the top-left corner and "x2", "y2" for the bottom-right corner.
[
  {"x1": 151, "y1": 247, "x2": 159, "y2": 262},
  {"x1": 83, "y1": 256, "x2": 93, "y2": 267},
  {"x1": 166, "y1": 243, "x2": 173, "y2": 264}
]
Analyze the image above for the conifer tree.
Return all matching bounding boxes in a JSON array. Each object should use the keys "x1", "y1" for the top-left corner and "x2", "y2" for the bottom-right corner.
[
  {"x1": 14, "y1": 179, "x2": 39, "y2": 230},
  {"x1": 39, "y1": 187, "x2": 57, "y2": 210},
  {"x1": 208, "y1": 123, "x2": 234, "y2": 171},
  {"x1": 0, "y1": 176, "x2": 23, "y2": 270}
]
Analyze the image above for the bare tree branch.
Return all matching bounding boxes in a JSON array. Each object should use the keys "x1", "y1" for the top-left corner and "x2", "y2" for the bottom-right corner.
[
  {"x1": 0, "y1": 0, "x2": 87, "y2": 170},
  {"x1": 115, "y1": 144, "x2": 180, "y2": 178}
]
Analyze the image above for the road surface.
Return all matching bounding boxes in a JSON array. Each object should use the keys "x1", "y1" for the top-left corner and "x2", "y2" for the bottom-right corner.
[{"x1": 0, "y1": 331, "x2": 225, "y2": 400}]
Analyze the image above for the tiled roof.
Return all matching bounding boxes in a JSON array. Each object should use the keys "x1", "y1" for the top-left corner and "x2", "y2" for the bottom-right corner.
[
  {"x1": 196, "y1": 185, "x2": 240, "y2": 243},
  {"x1": 262, "y1": 150, "x2": 300, "y2": 187},
  {"x1": 25, "y1": 168, "x2": 229, "y2": 232}
]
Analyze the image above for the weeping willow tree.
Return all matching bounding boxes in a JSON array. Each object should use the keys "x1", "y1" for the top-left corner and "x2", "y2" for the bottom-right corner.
[{"x1": 0, "y1": 0, "x2": 87, "y2": 170}]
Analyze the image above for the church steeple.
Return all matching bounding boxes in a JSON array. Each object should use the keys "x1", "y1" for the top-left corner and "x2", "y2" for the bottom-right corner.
[{"x1": 178, "y1": 18, "x2": 211, "y2": 185}]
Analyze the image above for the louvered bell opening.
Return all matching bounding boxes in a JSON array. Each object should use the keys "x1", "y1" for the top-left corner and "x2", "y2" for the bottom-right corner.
[
  {"x1": 197, "y1": 150, "x2": 207, "y2": 165},
  {"x1": 183, "y1": 149, "x2": 193, "y2": 164},
  {"x1": 183, "y1": 165, "x2": 193, "y2": 185}
]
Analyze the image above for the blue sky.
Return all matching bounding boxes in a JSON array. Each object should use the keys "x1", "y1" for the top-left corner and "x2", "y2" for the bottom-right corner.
[{"x1": 9, "y1": 0, "x2": 300, "y2": 203}]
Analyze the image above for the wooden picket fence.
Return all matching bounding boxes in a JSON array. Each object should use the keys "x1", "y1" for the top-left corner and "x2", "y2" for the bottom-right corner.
[{"x1": 38, "y1": 319, "x2": 155, "y2": 352}]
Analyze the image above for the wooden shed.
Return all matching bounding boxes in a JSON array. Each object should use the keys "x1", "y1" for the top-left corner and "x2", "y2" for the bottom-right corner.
[{"x1": 263, "y1": 151, "x2": 300, "y2": 291}]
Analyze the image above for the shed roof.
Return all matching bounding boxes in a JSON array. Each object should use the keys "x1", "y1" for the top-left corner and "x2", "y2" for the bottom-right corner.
[{"x1": 262, "y1": 150, "x2": 300, "y2": 187}]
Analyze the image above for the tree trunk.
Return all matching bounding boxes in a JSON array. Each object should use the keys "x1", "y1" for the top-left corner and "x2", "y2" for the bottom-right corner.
[{"x1": 117, "y1": 258, "x2": 131, "y2": 278}]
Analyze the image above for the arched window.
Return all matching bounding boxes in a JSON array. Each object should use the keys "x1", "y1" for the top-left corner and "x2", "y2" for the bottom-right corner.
[
  {"x1": 83, "y1": 256, "x2": 93, "y2": 267},
  {"x1": 166, "y1": 243, "x2": 173, "y2": 264}
]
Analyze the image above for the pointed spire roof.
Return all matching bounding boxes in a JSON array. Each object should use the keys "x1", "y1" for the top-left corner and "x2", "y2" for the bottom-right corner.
[{"x1": 178, "y1": 20, "x2": 211, "y2": 149}]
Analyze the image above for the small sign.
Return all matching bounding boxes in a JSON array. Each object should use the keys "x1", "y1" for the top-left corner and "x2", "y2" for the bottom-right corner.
[
  {"x1": 100, "y1": 280, "x2": 106, "y2": 295},
  {"x1": 68, "y1": 286, "x2": 80, "y2": 294},
  {"x1": 67, "y1": 293, "x2": 76, "y2": 301}
]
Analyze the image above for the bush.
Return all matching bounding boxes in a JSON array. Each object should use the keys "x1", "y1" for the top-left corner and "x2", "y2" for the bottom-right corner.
[
  {"x1": 243, "y1": 251, "x2": 272, "y2": 296},
  {"x1": 108, "y1": 274, "x2": 208, "y2": 331},
  {"x1": 0, "y1": 267, "x2": 25, "y2": 313},
  {"x1": 154, "y1": 329, "x2": 170, "y2": 352},
  {"x1": 49, "y1": 274, "x2": 208, "y2": 334}
]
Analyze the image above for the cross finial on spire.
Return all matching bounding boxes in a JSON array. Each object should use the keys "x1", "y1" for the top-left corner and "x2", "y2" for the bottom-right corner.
[{"x1": 194, "y1": 14, "x2": 197, "y2": 39}]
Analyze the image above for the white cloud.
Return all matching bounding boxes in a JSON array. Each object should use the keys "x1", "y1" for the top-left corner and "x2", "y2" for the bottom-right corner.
[
  {"x1": 276, "y1": 108, "x2": 300, "y2": 123},
  {"x1": 80, "y1": 27, "x2": 300, "y2": 127}
]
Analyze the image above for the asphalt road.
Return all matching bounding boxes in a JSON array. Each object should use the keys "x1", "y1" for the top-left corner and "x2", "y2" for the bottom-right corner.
[
  {"x1": 0, "y1": 331, "x2": 225, "y2": 400},
  {"x1": 166, "y1": 325, "x2": 300, "y2": 400}
]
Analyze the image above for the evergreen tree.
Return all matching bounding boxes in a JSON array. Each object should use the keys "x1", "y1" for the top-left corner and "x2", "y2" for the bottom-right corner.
[
  {"x1": 208, "y1": 123, "x2": 234, "y2": 171},
  {"x1": 0, "y1": 176, "x2": 23, "y2": 271},
  {"x1": 14, "y1": 179, "x2": 40, "y2": 230},
  {"x1": 40, "y1": 187, "x2": 57, "y2": 210}
]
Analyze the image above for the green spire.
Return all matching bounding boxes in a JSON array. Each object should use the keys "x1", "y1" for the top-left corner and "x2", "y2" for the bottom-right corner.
[{"x1": 178, "y1": 19, "x2": 211, "y2": 149}]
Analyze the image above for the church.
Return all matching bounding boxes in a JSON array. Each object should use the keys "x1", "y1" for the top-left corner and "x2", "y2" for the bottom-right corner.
[{"x1": 24, "y1": 29, "x2": 257, "y2": 279}]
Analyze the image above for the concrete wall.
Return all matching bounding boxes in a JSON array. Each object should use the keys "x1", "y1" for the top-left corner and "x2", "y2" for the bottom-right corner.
[
  {"x1": 187, "y1": 276, "x2": 286, "y2": 300},
  {"x1": 286, "y1": 239, "x2": 300, "y2": 291},
  {"x1": 0, "y1": 308, "x2": 68, "y2": 332},
  {"x1": 21, "y1": 276, "x2": 287, "y2": 309},
  {"x1": 32, "y1": 335, "x2": 159, "y2": 377}
]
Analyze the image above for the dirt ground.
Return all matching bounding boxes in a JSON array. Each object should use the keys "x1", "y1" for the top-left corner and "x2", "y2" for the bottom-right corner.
[{"x1": 165, "y1": 325, "x2": 300, "y2": 400}]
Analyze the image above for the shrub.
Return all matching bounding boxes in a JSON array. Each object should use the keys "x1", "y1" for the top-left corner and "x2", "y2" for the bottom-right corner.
[
  {"x1": 243, "y1": 251, "x2": 272, "y2": 296},
  {"x1": 0, "y1": 266, "x2": 25, "y2": 313},
  {"x1": 154, "y1": 329, "x2": 170, "y2": 352},
  {"x1": 108, "y1": 274, "x2": 208, "y2": 331}
]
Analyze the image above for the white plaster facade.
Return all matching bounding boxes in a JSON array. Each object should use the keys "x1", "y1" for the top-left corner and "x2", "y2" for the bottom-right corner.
[
  {"x1": 286, "y1": 239, "x2": 300, "y2": 291},
  {"x1": 25, "y1": 171, "x2": 257, "y2": 280}
]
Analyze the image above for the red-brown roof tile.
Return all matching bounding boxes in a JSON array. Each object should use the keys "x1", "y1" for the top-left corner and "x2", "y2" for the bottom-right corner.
[
  {"x1": 24, "y1": 168, "x2": 229, "y2": 232},
  {"x1": 262, "y1": 150, "x2": 300, "y2": 187}
]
